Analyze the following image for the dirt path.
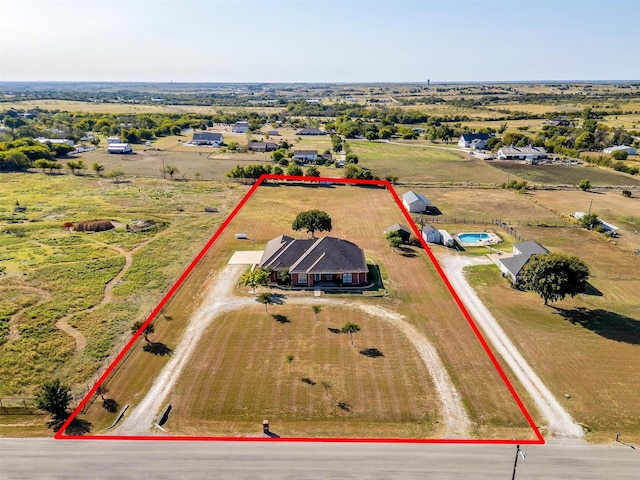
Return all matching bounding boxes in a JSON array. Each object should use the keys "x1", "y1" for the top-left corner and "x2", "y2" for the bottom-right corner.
[
  {"x1": 115, "y1": 264, "x2": 252, "y2": 434},
  {"x1": 5, "y1": 286, "x2": 50, "y2": 342},
  {"x1": 54, "y1": 239, "x2": 153, "y2": 354},
  {"x1": 440, "y1": 254, "x2": 584, "y2": 439},
  {"x1": 115, "y1": 270, "x2": 471, "y2": 437}
]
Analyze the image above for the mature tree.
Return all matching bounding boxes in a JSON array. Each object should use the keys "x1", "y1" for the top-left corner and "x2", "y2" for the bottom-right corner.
[
  {"x1": 35, "y1": 378, "x2": 73, "y2": 420},
  {"x1": 165, "y1": 165, "x2": 179, "y2": 180},
  {"x1": 345, "y1": 153, "x2": 359, "y2": 164},
  {"x1": 521, "y1": 253, "x2": 590, "y2": 305},
  {"x1": 257, "y1": 292, "x2": 273, "y2": 313},
  {"x1": 292, "y1": 210, "x2": 332, "y2": 238},
  {"x1": 341, "y1": 322, "x2": 361, "y2": 346},
  {"x1": 286, "y1": 354, "x2": 294, "y2": 373},
  {"x1": 239, "y1": 266, "x2": 270, "y2": 293},
  {"x1": 387, "y1": 231, "x2": 403, "y2": 249},
  {"x1": 610, "y1": 149, "x2": 628, "y2": 161},
  {"x1": 105, "y1": 169, "x2": 125, "y2": 183},
  {"x1": 273, "y1": 165, "x2": 284, "y2": 175},
  {"x1": 35, "y1": 159, "x2": 56, "y2": 173},
  {"x1": 286, "y1": 163, "x2": 303, "y2": 176},
  {"x1": 95, "y1": 384, "x2": 108, "y2": 401},
  {"x1": 131, "y1": 320, "x2": 155, "y2": 344},
  {"x1": 305, "y1": 165, "x2": 320, "y2": 177},
  {"x1": 91, "y1": 162, "x2": 105, "y2": 176},
  {"x1": 578, "y1": 178, "x2": 592, "y2": 192},
  {"x1": 311, "y1": 304, "x2": 322, "y2": 323},
  {"x1": 580, "y1": 212, "x2": 600, "y2": 230},
  {"x1": 575, "y1": 131, "x2": 595, "y2": 150}
]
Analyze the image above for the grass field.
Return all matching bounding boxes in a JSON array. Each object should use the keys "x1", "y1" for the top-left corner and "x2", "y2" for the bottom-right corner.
[
  {"x1": 81, "y1": 183, "x2": 537, "y2": 439},
  {"x1": 169, "y1": 305, "x2": 440, "y2": 438},
  {"x1": 0, "y1": 173, "x2": 245, "y2": 400}
]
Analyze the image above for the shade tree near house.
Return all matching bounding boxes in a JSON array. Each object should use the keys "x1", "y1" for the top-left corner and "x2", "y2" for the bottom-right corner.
[
  {"x1": 292, "y1": 210, "x2": 332, "y2": 238},
  {"x1": 257, "y1": 292, "x2": 273, "y2": 313},
  {"x1": 239, "y1": 266, "x2": 270, "y2": 293},
  {"x1": 521, "y1": 253, "x2": 590, "y2": 305}
]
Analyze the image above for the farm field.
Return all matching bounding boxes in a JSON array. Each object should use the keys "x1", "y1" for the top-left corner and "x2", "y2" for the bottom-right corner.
[
  {"x1": 79, "y1": 183, "x2": 538, "y2": 440},
  {"x1": 0, "y1": 173, "x2": 245, "y2": 432}
]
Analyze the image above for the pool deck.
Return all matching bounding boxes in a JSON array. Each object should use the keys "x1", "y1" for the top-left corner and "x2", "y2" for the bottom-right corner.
[{"x1": 453, "y1": 232, "x2": 502, "y2": 247}]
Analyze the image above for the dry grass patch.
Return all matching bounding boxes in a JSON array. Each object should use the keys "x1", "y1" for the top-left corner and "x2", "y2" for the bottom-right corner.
[{"x1": 168, "y1": 305, "x2": 439, "y2": 438}]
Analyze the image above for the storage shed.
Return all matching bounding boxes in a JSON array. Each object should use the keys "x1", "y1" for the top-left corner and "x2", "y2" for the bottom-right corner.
[
  {"x1": 385, "y1": 223, "x2": 412, "y2": 243},
  {"x1": 402, "y1": 191, "x2": 431, "y2": 213},
  {"x1": 421, "y1": 225, "x2": 441, "y2": 244}
]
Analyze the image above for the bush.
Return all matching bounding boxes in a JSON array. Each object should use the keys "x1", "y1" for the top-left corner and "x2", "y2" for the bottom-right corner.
[{"x1": 610, "y1": 149, "x2": 628, "y2": 160}]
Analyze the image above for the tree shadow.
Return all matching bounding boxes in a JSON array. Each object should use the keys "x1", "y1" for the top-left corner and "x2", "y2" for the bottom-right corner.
[
  {"x1": 55, "y1": 416, "x2": 93, "y2": 435},
  {"x1": 272, "y1": 314, "x2": 290, "y2": 323},
  {"x1": 300, "y1": 377, "x2": 316, "y2": 386},
  {"x1": 270, "y1": 293, "x2": 287, "y2": 305},
  {"x1": 582, "y1": 282, "x2": 603, "y2": 297},
  {"x1": 327, "y1": 327, "x2": 341, "y2": 334},
  {"x1": 397, "y1": 246, "x2": 417, "y2": 258},
  {"x1": 359, "y1": 348, "x2": 385, "y2": 358},
  {"x1": 336, "y1": 401, "x2": 350, "y2": 412},
  {"x1": 143, "y1": 342, "x2": 173, "y2": 355},
  {"x1": 102, "y1": 398, "x2": 119, "y2": 413},
  {"x1": 553, "y1": 307, "x2": 640, "y2": 344}
]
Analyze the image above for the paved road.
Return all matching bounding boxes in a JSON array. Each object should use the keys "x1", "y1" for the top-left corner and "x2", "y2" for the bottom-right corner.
[{"x1": 1, "y1": 438, "x2": 638, "y2": 479}]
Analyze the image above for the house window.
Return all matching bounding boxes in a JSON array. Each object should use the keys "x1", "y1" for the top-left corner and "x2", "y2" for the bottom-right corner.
[
  {"x1": 314, "y1": 274, "x2": 321, "y2": 281},
  {"x1": 277, "y1": 271, "x2": 283, "y2": 279},
  {"x1": 298, "y1": 274, "x2": 307, "y2": 284},
  {"x1": 343, "y1": 273, "x2": 352, "y2": 284},
  {"x1": 326, "y1": 274, "x2": 332, "y2": 280}
]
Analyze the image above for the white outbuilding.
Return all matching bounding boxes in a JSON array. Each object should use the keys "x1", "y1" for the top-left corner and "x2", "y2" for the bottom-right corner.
[
  {"x1": 402, "y1": 191, "x2": 431, "y2": 213},
  {"x1": 107, "y1": 143, "x2": 132, "y2": 154},
  {"x1": 603, "y1": 145, "x2": 637, "y2": 155}
]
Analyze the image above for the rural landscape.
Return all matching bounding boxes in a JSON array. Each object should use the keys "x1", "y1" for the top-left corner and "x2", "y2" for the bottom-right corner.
[{"x1": 1, "y1": 80, "x2": 639, "y2": 447}]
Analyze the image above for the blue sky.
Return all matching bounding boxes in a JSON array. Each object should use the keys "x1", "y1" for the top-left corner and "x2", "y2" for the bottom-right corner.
[{"x1": 1, "y1": 0, "x2": 638, "y2": 82}]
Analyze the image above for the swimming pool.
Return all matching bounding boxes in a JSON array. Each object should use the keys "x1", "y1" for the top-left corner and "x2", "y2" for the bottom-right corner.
[{"x1": 454, "y1": 232, "x2": 502, "y2": 247}]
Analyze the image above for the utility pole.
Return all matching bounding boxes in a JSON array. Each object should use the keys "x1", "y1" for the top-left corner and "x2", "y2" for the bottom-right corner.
[{"x1": 588, "y1": 198, "x2": 593, "y2": 215}]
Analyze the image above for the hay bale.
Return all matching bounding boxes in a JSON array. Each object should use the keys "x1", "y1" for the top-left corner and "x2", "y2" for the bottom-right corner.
[{"x1": 73, "y1": 220, "x2": 114, "y2": 232}]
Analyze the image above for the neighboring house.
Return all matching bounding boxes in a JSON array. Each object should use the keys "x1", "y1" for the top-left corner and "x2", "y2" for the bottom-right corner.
[
  {"x1": 107, "y1": 143, "x2": 133, "y2": 154},
  {"x1": 247, "y1": 141, "x2": 278, "y2": 152},
  {"x1": 295, "y1": 128, "x2": 327, "y2": 136},
  {"x1": 385, "y1": 223, "x2": 412, "y2": 243},
  {"x1": 438, "y1": 229, "x2": 454, "y2": 247},
  {"x1": 458, "y1": 132, "x2": 490, "y2": 149},
  {"x1": 267, "y1": 129, "x2": 280, "y2": 136},
  {"x1": 498, "y1": 241, "x2": 549, "y2": 283},
  {"x1": 497, "y1": 145, "x2": 548, "y2": 161},
  {"x1": 36, "y1": 137, "x2": 75, "y2": 146},
  {"x1": 191, "y1": 132, "x2": 224, "y2": 146},
  {"x1": 293, "y1": 150, "x2": 318, "y2": 163},
  {"x1": 421, "y1": 225, "x2": 441, "y2": 244},
  {"x1": 259, "y1": 235, "x2": 368, "y2": 287},
  {"x1": 107, "y1": 137, "x2": 122, "y2": 144},
  {"x1": 402, "y1": 191, "x2": 431, "y2": 213},
  {"x1": 603, "y1": 145, "x2": 637, "y2": 155},
  {"x1": 232, "y1": 121, "x2": 249, "y2": 133}
]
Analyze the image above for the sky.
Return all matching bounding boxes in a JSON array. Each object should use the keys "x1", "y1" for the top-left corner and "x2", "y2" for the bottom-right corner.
[{"x1": 0, "y1": 0, "x2": 639, "y2": 83}]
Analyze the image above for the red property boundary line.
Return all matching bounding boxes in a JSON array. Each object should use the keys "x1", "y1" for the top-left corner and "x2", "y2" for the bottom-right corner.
[{"x1": 56, "y1": 174, "x2": 544, "y2": 445}]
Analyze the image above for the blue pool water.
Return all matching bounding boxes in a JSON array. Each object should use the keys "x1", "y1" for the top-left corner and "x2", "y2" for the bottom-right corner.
[{"x1": 457, "y1": 233, "x2": 490, "y2": 243}]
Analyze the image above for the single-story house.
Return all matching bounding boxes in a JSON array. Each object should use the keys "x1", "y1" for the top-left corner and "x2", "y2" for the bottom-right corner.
[
  {"x1": 603, "y1": 145, "x2": 637, "y2": 155},
  {"x1": 295, "y1": 128, "x2": 327, "y2": 136},
  {"x1": 458, "y1": 132, "x2": 490, "y2": 149},
  {"x1": 107, "y1": 137, "x2": 122, "y2": 145},
  {"x1": 293, "y1": 150, "x2": 318, "y2": 163},
  {"x1": 191, "y1": 132, "x2": 223, "y2": 146},
  {"x1": 385, "y1": 223, "x2": 412, "y2": 243},
  {"x1": 36, "y1": 137, "x2": 75, "y2": 146},
  {"x1": 497, "y1": 145, "x2": 548, "y2": 161},
  {"x1": 421, "y1": 224, "x2": 441, "y2": 244},
  {"x1": 247, "y1": 141, "x2": 278, "y2": 152},
  {"x1": 439, "y1": 229, "x2": 454, "y2": 247},
  {"x1": 259, "y1": 235, "x2": 368, "y2": 287},
  {"x1": 107, "y1": 143, "x2": 132, "y2": 154},
  {"x1": 402, "y1": 191, "x2": 431, "y2": 213},
  {"x1": 498, "y1": 241, "x2": 549, "y2": 283},
  {"x1": 232, "y1": 121, "x2": 249, "y2": 133},
  {"x1": 267, "y1": 129, "x2": 280, "y2": 136}
]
